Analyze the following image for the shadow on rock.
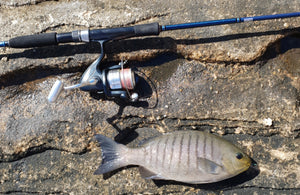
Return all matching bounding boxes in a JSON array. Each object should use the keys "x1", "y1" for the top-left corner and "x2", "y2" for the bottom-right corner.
[{"x1": 89, "y1": 69, "x2": 159, "y2": 144}]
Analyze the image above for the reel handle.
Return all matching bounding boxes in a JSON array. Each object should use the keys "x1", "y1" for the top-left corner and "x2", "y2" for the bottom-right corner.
[
  {"x1": 47, "y1": 80, "x2": 63, "y2": 103},
  {"x1": 47, "y1": 78, "x2": 98, "y2": 103}
]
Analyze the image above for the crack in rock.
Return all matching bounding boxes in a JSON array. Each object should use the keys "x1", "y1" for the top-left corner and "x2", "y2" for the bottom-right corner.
[
  {"x1": 111, "y1": 115, "x2": 290, "y2": 136},
  {"x1": 0, "y1": 146, "x2": 89, "y2": 163}
]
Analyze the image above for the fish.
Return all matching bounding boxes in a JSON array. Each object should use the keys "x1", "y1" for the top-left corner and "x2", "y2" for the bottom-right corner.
[{"x1": 94, "y1": 130, "x2": 252, "y2": 184}]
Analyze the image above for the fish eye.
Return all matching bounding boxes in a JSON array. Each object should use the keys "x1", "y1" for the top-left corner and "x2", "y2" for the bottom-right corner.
[{"x1": 236, "y1": 153, "x2": 243, "y2": 160}]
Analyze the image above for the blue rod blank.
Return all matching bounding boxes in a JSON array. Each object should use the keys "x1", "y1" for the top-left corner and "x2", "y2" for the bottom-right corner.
[
  {"x1": 0, "y1": 41, "x2": 7, "y2": 47},
  {"x1": 241, "y1": 12, "x2": 300, "y2": 22},
  {"x1": 161, "y1": 12, "x2": 300, "y2": 31},
  {"x1": 161, "y1": 18, "x2": 239, "y2": 31}
]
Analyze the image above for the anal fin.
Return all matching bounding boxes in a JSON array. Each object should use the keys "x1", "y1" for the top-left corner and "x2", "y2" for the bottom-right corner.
[{"x1": 139, "y1": 167, "x2": 166, "y2": 180}]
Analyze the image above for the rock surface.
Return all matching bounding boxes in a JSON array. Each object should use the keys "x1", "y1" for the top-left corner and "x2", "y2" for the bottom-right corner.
[{"x1": 0, "y1": 0, "x2": 299, "y2": 194}]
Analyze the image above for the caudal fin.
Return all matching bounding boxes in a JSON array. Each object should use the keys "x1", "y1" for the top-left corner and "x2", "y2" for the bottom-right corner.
[{"x1": 94, "y1": 134, "x2": 128, "y2": 175}]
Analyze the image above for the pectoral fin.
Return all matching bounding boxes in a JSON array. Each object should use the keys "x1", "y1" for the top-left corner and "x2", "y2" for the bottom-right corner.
[
  {"x1": 197, "y1": 157, "x2": 223, "y2": 175},
  {"x1": 139, "y1": 167, "x2": 166, "y2": 180}
]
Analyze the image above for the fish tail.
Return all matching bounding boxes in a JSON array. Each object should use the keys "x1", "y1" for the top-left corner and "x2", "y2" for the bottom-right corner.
[{"x1": 94, "y1": 134, "x2": 128, "y2": 175}]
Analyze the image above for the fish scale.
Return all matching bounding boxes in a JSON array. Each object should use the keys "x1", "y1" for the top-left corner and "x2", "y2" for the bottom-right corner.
[{"x1": 94, "y1": 130, "x2": 253, "y2": 184}]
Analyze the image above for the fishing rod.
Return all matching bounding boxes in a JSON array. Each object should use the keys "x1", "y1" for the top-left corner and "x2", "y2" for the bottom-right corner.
[{"x1": 1, "y1": 12, "x2": 300, "y2": 102}]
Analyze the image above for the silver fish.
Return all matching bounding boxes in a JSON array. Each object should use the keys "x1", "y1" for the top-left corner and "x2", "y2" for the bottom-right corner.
[{"x1": 94, "y1": 130, "x2": 252, "y2": 184}]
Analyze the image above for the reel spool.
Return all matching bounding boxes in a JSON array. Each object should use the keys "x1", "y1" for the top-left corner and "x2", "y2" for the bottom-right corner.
[{"x1": 107, "y1": 68, "x2": 135, "y2": 91}]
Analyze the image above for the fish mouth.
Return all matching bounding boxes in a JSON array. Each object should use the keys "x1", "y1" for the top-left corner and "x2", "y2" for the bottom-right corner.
[
  {"x1": 246, "y1": 160, "x2": 252, "y2": 169},
  {"x1": 233, "y1": 160, "x2": 252, "y2": 175},
  {"x1": 236, "y1": 165, "x2": 250, "y2": 174}
]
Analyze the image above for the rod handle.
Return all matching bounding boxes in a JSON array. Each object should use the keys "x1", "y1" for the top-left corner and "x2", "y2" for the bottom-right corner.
[
  {"x1": 8, "y1": 32, "x2": 57, "y2": 48},
  {"x1": 89, "y1": 23, "x2": 160, "y2": 41},
  {"x1": 134, "y1": 23, "x2": 161, "y2": 36}
]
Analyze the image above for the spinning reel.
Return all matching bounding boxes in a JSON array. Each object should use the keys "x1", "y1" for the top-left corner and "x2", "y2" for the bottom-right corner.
[{"x1": 47, "y1": 41, "x2": 139, "y2": 103}]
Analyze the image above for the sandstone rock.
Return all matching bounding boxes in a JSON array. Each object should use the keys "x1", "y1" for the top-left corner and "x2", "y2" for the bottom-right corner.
[{"x1": 0, "y1": 0, "x2": 299, "y2": 194}]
